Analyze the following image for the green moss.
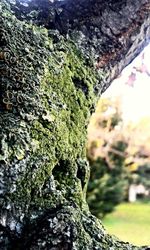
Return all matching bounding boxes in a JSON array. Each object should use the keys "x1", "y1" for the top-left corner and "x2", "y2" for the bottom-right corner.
[
  {"x1": 25, "y1": 39, "x2": 99, "y2": 209},
  {"x1": 1, "y1": 11, "x2": 100, "y2": 211}
]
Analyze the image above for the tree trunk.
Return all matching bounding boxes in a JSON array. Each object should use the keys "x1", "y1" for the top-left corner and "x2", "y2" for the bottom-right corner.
[{"x1": 0, "y1": 0, "x2": 150, "y2": 249}]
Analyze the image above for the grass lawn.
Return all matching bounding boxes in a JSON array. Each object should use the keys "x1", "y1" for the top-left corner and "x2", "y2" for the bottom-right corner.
[{"x1": 102, "y1": 202, "x2": 150, "y2": 246}]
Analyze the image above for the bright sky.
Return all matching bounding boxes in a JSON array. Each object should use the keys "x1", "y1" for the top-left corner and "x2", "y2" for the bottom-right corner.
[{"x1": 103, "y1": 44, "x2": 150, "y2": 123}]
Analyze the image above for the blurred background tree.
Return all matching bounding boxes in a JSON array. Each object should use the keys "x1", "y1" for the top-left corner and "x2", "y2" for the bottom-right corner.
[
  {"x1": 87, "y1": 98, "x2": 129, "y2": 218},
  {"x1": 87, "y1": 96, "x2": 150, "y2": 218}
]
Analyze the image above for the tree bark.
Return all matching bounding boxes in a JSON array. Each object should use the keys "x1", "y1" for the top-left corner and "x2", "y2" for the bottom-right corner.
[{"x1": 0, "y1": 0, "x2": 150, "y2": 249}]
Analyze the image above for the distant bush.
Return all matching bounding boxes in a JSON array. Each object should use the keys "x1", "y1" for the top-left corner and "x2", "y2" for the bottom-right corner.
[
  {"x1": 87, "y1": 141, "x2": 128, "y2": 219},
  {"x1": 87, "y1": 98, "x2": 129, "y2": 218}
]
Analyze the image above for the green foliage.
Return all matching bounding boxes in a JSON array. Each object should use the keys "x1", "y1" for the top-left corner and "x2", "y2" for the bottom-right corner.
[
  {"x1": 87, "y1": 98, "x2": 129, "y2": 218},
  {"x1": 132, "y1": 163, "x2": 150, "y2": 189},
  {"x1": 87, "y1": 141, "x2": 128, "y2": 219}
]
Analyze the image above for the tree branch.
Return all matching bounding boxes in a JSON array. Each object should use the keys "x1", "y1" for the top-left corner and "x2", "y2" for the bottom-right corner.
[{"x1": 10, "y1": 0, "x2": 150, "y2": 93}]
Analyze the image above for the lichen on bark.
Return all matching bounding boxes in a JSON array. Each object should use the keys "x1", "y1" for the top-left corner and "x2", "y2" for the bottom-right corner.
[{"x1": 0, "y1": 0, "x2": 149, "y2": 249}]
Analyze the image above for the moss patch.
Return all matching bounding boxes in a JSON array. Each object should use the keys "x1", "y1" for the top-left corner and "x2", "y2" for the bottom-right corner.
[{"x1": 0, "y1": 0, "x2": 100, "y2": 215}]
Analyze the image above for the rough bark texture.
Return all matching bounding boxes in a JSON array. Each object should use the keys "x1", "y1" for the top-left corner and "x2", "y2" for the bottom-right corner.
[{"x1": 0, "y1": 0, "x2": 150, "y2": 249}]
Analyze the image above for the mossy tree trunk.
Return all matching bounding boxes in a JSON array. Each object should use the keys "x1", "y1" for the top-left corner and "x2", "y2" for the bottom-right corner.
[{"x1": 0, "y1": 0, "x2": 150, "y2": 249}]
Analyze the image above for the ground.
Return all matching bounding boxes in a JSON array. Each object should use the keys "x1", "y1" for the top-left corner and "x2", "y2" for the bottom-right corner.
[{"x1": 103, "y1": 202, "x2": 150, "y2": 246}]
